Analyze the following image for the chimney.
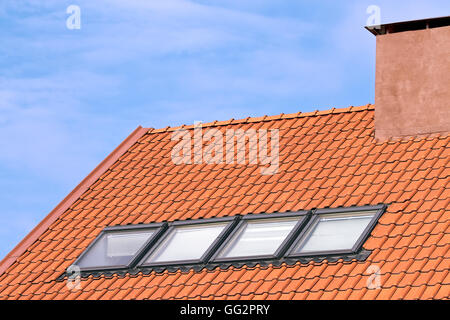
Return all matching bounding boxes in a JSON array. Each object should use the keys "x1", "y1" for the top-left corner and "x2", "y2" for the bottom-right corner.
[{"x1": 367, "y1": 16, "x2": 450, "y2": 140}]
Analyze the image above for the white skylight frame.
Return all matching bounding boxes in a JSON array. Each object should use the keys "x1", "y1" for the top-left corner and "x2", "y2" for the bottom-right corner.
[{"x1": 286, "y1": 205, "x2": 386, "y2": 257}]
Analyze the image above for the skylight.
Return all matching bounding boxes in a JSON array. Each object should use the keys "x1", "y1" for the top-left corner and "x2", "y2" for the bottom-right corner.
[
  {"x1": 289, "y1": 210, "x2": 377, "y2": 255},
  {"x1": 76, "y1": 228, "x2": 158, "y2": 270},
  {"x1": 71, "y1": 205, "x2": 385, "y2": 276},
  {"x1": 142, "y1": 220, "x2": 231, "y2": 265},
  {"x1": 213, "y1": 215, "x2": 304, "y2": 260}
]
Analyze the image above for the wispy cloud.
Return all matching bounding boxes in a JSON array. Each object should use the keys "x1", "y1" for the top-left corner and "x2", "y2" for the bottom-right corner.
[
  {"x1": 0, "y1": 0, "x2": 448, "y2": 259},
  {"x1": 0, "y1": 72, "x2": 121, "y2": 180}
]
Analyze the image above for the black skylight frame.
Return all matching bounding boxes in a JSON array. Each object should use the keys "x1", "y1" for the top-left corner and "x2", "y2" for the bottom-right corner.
[
  {"x1": 137, "y1": 216, "x2": 241, "y2": 268},
  {"x1": 73, "y1": 222, "x2": 168, "y2": 272},
  {"x1": 210, "y1": 211, "x2": 310, "y2": 263},
  {"x1": 69, "y1": 204, "x2": 386, "y2": 278},
  {"x1": 286, "y1": 204, "x2": 386, "y2": 258}
]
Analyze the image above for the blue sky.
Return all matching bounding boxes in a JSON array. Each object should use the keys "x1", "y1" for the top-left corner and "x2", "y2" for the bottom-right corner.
[{"x1": 0, "y1": 0, "x2": 448, "y2": 260}]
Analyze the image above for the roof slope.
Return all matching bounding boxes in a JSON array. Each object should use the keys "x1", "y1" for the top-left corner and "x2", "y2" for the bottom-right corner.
[{"x1": 0, "y1": 105, "x2": 448, "y2": 300}]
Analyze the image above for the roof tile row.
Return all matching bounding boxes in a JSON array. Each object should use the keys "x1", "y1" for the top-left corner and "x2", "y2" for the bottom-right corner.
[{"x1": 0, "y1": 105, "x2": 448, "y2": 299}]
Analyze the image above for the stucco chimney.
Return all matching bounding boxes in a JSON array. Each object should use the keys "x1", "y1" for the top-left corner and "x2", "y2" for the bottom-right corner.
[{"x1": 367, "y1": 16, "x2": 450, "y2": 140}]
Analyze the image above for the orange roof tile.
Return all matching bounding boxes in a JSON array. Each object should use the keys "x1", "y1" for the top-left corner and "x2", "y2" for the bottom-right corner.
[{"x1": 0, "y1": 104, "x2": 448, "y2": 300}]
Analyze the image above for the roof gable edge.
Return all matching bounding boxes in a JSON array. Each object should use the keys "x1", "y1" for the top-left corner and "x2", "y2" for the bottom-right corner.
[{"x1": 0, "y1": 126, "x2": 149, "y2": 276}]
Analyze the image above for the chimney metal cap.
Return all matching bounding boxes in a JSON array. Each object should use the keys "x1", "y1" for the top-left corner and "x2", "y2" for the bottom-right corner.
[{"x1": 366, "y1": 15, "x2": 450, "y2": 36}]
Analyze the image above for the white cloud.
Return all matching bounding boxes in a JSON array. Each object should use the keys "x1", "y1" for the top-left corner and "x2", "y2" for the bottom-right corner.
[
  {"x1": 0, "y1": 0, "x2": 448, "y2": 259},
  {"x1": 0, "y1": 72, "x2": 121, "y2": 183}
]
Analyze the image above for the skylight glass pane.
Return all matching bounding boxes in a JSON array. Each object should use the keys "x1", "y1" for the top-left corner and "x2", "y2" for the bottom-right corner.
[
  {"x1": 217, "y1": 217, "x2": 299, "y2": 259},
  {"x1": 77, "y1": 229, "x2": 154, "y2": 269},
  {"x1": 146, "y1": 223, "x2": 227, "y2": 263},
  {"x1": 106, "y1": 233, "x2": 151, "y2": 257},
  {"x1": 294, "y1": 212, "x2": 375, "y2": 253}
]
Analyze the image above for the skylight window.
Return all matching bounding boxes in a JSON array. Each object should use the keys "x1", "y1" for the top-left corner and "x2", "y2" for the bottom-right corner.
[
  {"x1": 212, "y1": 212, "x2": 307, "y2": 261},
  {"x1": 141, "y1": 219, "x2": 235, "y2": 266},
  {"x1": 71, "y1": 205, "x2": 385, "y2": 276},
  {"x1": 288, "y1": 209, "x2": 378, "y2": 256},
  {"x1": 76, "y1": 226, "x2": 163, "y2": 270}
]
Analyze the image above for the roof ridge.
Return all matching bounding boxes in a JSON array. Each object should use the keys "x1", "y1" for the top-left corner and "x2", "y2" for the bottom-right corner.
[{"x1": 148, "y1": 104, "x2": 374, "y2": 134}]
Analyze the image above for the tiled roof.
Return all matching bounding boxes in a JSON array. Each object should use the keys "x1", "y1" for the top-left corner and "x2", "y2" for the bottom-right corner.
[{"x1": 0, "y1": 104, "x2": 448, "y2": 300}]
